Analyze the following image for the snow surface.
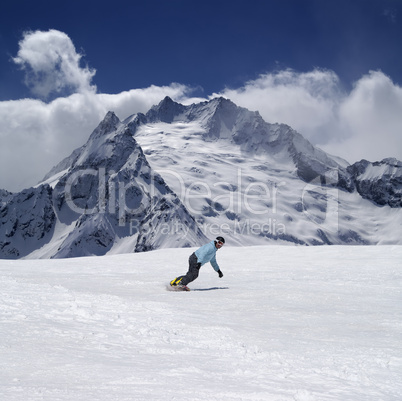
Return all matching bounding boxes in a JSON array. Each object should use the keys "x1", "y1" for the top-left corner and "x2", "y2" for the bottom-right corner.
[{"x1": 1, "y1": 245, "x2": 401, "y2": 400}]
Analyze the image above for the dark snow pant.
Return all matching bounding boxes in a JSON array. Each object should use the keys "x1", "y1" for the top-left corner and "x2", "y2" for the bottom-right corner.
[{"x1": 177, "y1": 253, "x2": 201, "y2": 286}]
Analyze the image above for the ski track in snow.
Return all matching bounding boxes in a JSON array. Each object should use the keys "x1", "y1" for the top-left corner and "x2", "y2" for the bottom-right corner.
[{"x1": 1, "y1": 246, "x2": 401, "y2": 400}]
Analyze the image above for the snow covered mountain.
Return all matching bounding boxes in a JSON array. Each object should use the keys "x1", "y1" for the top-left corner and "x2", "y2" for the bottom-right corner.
[
  {"x1": 130, "y1": 97, "x2": 401, "y2": 246},
  {"x1": 0, "y1": 110, "x2": 206, "y2": 259},
  {"x1": 1, "y1": 97, "x2": 401, "y2": 259},
  {"x1": 144, "y1": 96, "x2": 354, "y2": 189}
]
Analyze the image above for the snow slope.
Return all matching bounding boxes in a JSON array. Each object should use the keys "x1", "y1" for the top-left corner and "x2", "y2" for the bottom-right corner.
[{"x1": 1, "y1": 245, "x2": 401, "y2": 400}]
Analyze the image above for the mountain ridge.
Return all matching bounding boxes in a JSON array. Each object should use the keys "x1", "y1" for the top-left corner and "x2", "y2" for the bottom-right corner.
[
  {"x1": 1, "y1": 97, "x2": 401, "y2": 259},
  {"x1": 140, "y1": 96, "x2": 355, "y2": 190}
]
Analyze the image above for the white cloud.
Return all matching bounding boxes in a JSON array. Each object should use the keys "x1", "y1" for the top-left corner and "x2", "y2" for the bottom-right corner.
[
  {"x1": 0, "y1": 84, "x2": 195, "y2": 192},
  {"x1": 1, "y1": 29, "x2": 402, "y2": 192},
  {"x1": 330, "y1": 71, "x2": 402, "y2": 162},
  {"x1": 214, "y1": 69, "x2": 343, "y2": 141},
  {"x1": 215, "y1": 69, "x2": 402, "y2": 163},
  {"x1": 0, "y1": 29, "x2": 198, "y2": 192},
  {"x1": 13, "y1": 29, "x2": 96, "y2": 98}
]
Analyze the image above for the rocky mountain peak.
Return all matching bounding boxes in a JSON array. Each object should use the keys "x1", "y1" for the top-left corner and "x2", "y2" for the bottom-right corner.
[
  {"x1": 146, "y1": 96, "x2": 186, "y2": 123},
  {"x1": 89, "y1": 111, "x2": 121, "y2": 141},
  {"x1": 347, "y1": 158, "x2": 402, "y2": 207}
]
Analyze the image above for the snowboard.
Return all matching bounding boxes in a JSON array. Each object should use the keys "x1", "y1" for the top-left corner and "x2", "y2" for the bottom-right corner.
[{"x1": 166, "y1": 284, "x2": 190, "y2": 292}]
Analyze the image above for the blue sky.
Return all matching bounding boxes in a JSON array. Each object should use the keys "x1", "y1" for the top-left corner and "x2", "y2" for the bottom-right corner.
[
  {"x1": 1, "y1": 0, "x2": 402, "y2": 191},
  {"x1": 2, "y1": 0, "x2": 401, "y2": 98}
]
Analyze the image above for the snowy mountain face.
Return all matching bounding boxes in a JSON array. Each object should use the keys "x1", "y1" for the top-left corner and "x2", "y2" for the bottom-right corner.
[
  {"x1": 347, "y1": 158, "x2": 402, "y2": 207},
  {"x1": 0, "y1": 185, "x2": 55, "y2": 258},
  {"x1": 131, "y1": 97, "x2": 401, "y2": 246},
  {"x1": 0, "y1": 109, "x2": 206, "y2": 259},
  {"x1": 144, "y1": 97, "x2": 354, "y2": 189},
  {"x1": 1, "y1": 97, "x2": 402, "y2": 259}
]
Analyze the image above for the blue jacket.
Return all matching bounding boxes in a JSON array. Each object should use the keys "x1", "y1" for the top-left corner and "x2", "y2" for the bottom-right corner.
[{"x1": 195, "y1": 241, "x2": 220, "y2": 272}]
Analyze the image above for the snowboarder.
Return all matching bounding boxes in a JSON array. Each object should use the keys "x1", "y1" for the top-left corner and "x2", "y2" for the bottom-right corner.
[{"x1": 170, "y1": 236, "x2": 225, "y2": 290}]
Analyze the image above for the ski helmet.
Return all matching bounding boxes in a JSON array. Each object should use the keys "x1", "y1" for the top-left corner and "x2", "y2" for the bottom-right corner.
[{"x1": 215, "y1": 236, "x2": 225, "y2": 244}]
